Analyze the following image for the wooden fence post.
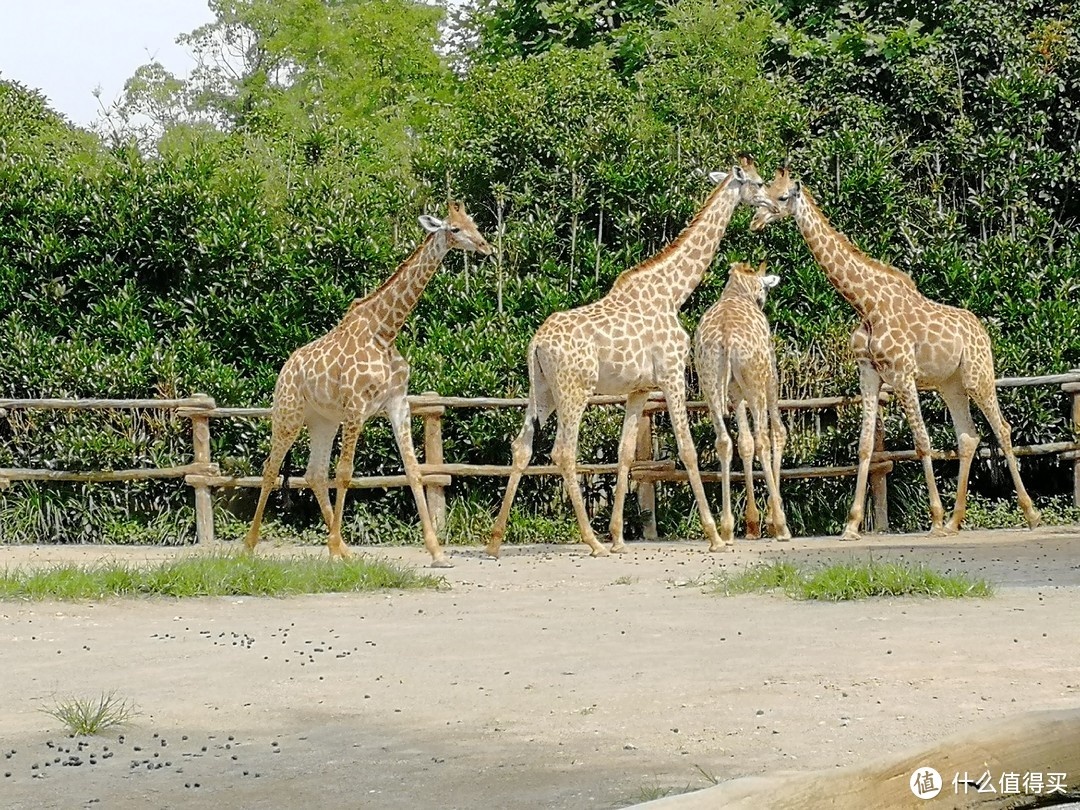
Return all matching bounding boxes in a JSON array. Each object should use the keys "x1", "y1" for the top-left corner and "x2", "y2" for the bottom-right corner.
[
  {"x1": 185, "y1": 393, "x2": 217, "y2": 546},
  {"x1": 870, "y1": 414, "x2": 889, "y2": 532},
  {"x1": 636, "y1": 411, "x2": 659, "y2": 541},
  {"x1": 1066, "y1": 376, "x2": 1080, "y2": 508},
  {"x1": 419, "y1": 392, "x2": 447, "y2": 535}
]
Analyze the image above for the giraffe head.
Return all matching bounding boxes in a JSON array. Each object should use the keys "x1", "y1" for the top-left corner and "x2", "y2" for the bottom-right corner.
[
  {"x1": 707, "y1": 154, "x2": 775, "y2": 211},
  {"x1": 725, "y1": 260, "x2": 780, "y2": 308},
  {"x1": 748, "y1": 167, "x2": 800, "y2": 233},
  {"x1": 419, "y1": 201, "x2": 493, "y2": 256}
]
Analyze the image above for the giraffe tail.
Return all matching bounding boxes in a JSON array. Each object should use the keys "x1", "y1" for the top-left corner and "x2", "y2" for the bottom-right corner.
[
  {"x1": 527, "y1": 341, "x2": 555, "y2": 433},
  {"x1": 277, "y1": 446, "x2": 296, "y2": 511}
]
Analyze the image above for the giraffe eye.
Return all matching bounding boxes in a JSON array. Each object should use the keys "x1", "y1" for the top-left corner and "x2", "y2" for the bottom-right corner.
[
  {"x1": 778, "y1": 193, "x2": 790, "y2": 202},
  {"x1": 451, "y1": 227, "x2": 461, "y2": 233}
]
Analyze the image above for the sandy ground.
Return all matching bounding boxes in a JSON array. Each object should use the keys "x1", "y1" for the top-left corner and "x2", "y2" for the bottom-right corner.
[{"x1": 1, "y1": 526, "x2": 1079, "y2": 810}]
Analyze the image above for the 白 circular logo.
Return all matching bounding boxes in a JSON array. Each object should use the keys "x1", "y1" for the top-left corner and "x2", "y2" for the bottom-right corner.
[{"x1": 910, "y1": 767, "x2": 942, "y2": 799}]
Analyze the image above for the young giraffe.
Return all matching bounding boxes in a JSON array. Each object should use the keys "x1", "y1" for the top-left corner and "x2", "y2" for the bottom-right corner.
[
  {"x1": 695, "y1": 260, "x2": 791, "y2": 544},
  {"x1": 246, "y1": 202, "x2": 492, "y2": 567},
  {"x1": 487, "y1": 156, "x2": 776, "y2": 559},
  {"x1": 750, "y1": 168, "x2": 1040, "y2": 539}
]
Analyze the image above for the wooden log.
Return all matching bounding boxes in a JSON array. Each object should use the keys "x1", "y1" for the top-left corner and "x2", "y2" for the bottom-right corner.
[
  {"x1": 186, "y1": 473, "x2": 453, "y2": 490},
  {"x1": 634, "y1": 462, "x2": 892, "y2": 484},
  {"x1": 0, "y1": 395, "x2": 215, "y2": 411},
  {"x1": 633, "y1": 707, "x2": 1080, "y2": 809},
  {"x1": 189, "y1": 398, "x2": 216, "y2": 546},
  {"x1": 870, "y1": 414, "x2": 889, "y2": 532},
  {"x1": 1072, "y1": 383, "x2": 1080, "y2": 508},
  {"x1": 636, "y1": 412, "x2": 659, "y2": 541},
  {"x1": 421, "y1": 393, "x2": 447, "y2": 534},
  {"x1": 0, "y1": 463, "x2": 211, "y2": 483},
  {"x1": 874, "y1": 441, "x2": 1077, "y2": 464}
]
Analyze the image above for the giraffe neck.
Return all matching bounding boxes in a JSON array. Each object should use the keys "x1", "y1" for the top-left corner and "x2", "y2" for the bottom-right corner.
[
  {"x1": 347, "y1": 231, "x2": 450, "y2": 343},
  {"x1": 612, "y1": 179, "x2": 740, "y2": 308},
  {"x1": 792, "y1": 191, "x2": 902, "y2": 318}
]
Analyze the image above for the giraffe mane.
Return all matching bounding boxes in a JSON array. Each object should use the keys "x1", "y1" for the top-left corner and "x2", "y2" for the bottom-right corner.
[
  {"x1": 609, "y1": 173, "x2": 734, "y2": 291},
  {"x1": 802, "y1": 189, "x2": 917, "y2": 290},
  {"x1": 339, "y1": 232, "x2": 439, "y2": 320}
]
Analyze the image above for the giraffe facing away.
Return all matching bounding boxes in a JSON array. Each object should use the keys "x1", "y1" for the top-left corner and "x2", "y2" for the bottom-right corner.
[
  {"x1": 695, "y1": 260, "x2": 791, "y2": 544},
  {"x1": 749, "y1": 168, "x2": 1040, "y2": 539},
  {"x1": 246, "y1": 202, "x2": 492, "y2": 567},
  {"x1": 487, "y1": 156, "x2": 776, "y2": 559}
]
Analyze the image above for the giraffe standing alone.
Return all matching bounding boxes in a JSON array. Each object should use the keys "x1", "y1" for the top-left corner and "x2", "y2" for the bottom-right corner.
[
  {"x1": 245, "y1": 202, "x2": 492, "y2": 567},
  {"x1": 750, "y1": 168, "x2": 1040, "y2": 539},
  {"x1": 695, "y1": 260, "x2": 791, "y2": 543},
  {"x1": 487, "y1": 157, "x2": 776, "y2": 559}
]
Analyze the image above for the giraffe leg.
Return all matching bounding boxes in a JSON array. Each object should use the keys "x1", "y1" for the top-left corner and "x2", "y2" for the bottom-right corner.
[
  {"x1": 488, "y1": 372, "x2": 553, "y2": 558},
  {"x1": 608, "y1": 392, "x2": 647, "y2": 553},
  {"x1": 767, "y1": 380, "x2": 791, "y2": 541},
  {"x1": 939, "y1": 383, "x2": 980, "y2": 534},
  {"x1": 700, "y1": 353, "x2": 736, "y2": 545},
  {"x1": 734, "y1": 399, "x2": 761, "y2": 540},
  {"x1": 892, "y1": 377, "x2": 947, "y2": 535},
  {"x1": 305, "y1": 417, "x2": 343, "y2": 556},
  {"x1": 661, "y1": 377, "x2": 724, "y2": 552},
  {"x1": 328, "y1": 417, "x2": 363, "y2": 560},
  {"x1": 551, "y1": 393, "x2": 608, "y2": 557},
  {"x1": 750, "y1": 395, "x2": 790, "y2": 542},
  {"x1": 245, "y1": 411, "x2": 304, "y2": 552},
  {"x1": 842, "y1": 357, "x2": 882, "y2": 541},
  {"x1": 386, "y1": 393, "x2": 452, "y2": 568},
  {"x1": 972, "y1": 387, "x2": 1041, "y2": 529}
]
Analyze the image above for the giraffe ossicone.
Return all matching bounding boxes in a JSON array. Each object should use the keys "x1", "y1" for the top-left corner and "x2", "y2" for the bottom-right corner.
[
  {"x1": 695, "y1": 260, "x2": 791, "y2": 544},
  {"x1": 487, "y1": 156, "x2": 774, "y2": 559},
  {"x1": 245, "y1": 201, "x2": 492, "y2": 567},
  {"x1": 750, "y1": 167, "x2": 1040, "y2": 538}
]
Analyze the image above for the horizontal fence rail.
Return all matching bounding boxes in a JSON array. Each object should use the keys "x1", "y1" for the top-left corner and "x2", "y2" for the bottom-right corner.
[{"x1": 1, "y1": 372, "x2": 1079, "y2": 544}]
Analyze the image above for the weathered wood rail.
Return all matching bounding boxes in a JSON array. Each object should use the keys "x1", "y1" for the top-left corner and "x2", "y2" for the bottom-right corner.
[{"x1": 1, "y1": 371, "x2": 1079, "y2": 544}]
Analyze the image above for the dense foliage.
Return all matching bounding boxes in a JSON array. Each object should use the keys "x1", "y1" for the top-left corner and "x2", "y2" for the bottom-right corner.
[{"x1": 1, "y1": 0, "x2": 1078, "y2": 544}]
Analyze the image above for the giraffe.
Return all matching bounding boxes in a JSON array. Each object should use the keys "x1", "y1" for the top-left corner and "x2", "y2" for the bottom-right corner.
[
  {"x1": 486, "y1": 156, "x2": 776, "y2": 559},
  {"x1": 695, "y1": 260, "x2": 791, "y2": 544},
  {"x1": 749, "y1": 168, "x2": 1040, "y2": 539},
  {"x1": 245, "y1": 201, "x2": 492, "y2": 567}
]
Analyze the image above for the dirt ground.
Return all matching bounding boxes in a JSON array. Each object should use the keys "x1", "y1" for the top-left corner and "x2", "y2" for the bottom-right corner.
[{"x1": 2, "y1": 526, "x2": 1079, "y2": 810}]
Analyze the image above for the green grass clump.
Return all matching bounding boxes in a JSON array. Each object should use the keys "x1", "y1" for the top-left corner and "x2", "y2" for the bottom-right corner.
[
  {"x1": 708, "y1": 559, "x2": 992, "y2": 601},
  {"x1": 0, "y1": 551, "x2": 445, "y2": 600},
  {"x1": 41, "y1": 691, "x2": 138, "y2": 735}
]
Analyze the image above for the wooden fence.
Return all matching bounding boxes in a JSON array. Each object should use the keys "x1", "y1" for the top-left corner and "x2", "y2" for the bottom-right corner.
[{"x1": 1, "y1": 370, "x2": 1079, "y2": 544}]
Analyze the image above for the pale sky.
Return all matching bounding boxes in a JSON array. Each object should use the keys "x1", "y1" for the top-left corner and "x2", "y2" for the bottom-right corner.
[{"x1": 0, "y1": 0, "x2": 216, "y2": 126}]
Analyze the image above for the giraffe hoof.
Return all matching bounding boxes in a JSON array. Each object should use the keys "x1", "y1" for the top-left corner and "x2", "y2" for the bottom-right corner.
[
  {"x1": 708, "y1": 542, "x2": 735, "y2": 553},
  {"x1": 589, "y1": 546, "x2": 611, "y2": 558},
  {"x1": 431, "y1": 556, "x2": 454, "y2": 569},
  {"x1": 1026, "y1": 510, "x2": 1042, "y2": 529},
  {"x1": 484, "y1": 545, "x2": 501, "y2": 559},
  {"x1": 839, "y1": 530, "x2": 861, "y2": 542},
  {"x1": 928, "y1": 525, "x2": 950, "y2": 538},
  {"x1": 609, "y1": 542, "x2": 627, "y2": 554}
]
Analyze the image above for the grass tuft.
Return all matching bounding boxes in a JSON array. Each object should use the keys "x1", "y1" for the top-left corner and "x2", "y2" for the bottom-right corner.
[
  {"x1": 708, "y1": 558, "x2": 992, "y2": 600},
  {"x1": 41, "y1": 691, "x2": 138, "y2": 735},
  {"x1": 0, "y1": 550, "x2": 445, "y2": 600}
]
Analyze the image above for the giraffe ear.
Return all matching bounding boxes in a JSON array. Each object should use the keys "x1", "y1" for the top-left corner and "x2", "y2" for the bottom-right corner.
[
  {"x1": 707, "y1": 170, "x2": 728, "y2": 184},
  {"x1": 419, "y1": 214, "x2": 446, "y2": 233},
  {"x1": 762, "y1": 274, "x2": 781, "y2": 288}
]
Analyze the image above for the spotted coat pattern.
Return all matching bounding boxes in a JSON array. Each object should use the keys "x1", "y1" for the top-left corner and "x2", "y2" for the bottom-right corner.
[
  {"x1": 488, "y1": 157, "x2": 774, "y2": 558},
  {"x1": 245, "y1": 202, "x2": 492, "y2": 567},
  {"x1": 750, "y1": 169, "x2": 1039, "y2": 538}
]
